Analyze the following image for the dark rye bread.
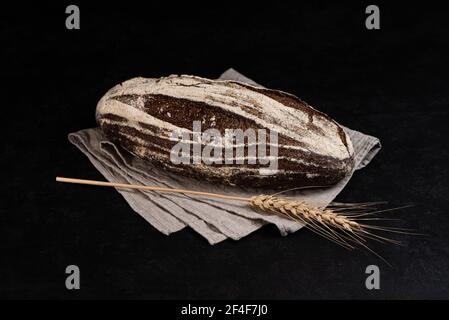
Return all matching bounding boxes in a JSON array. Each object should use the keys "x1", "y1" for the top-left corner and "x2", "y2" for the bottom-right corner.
[{"x1": 96, "y1": 75, "x2": 354, "y2": 188}]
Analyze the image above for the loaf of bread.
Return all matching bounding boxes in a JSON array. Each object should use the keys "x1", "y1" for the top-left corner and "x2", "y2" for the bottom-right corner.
[{"x1": 96, "y1": 75, "x2": 354, "y2": 188}]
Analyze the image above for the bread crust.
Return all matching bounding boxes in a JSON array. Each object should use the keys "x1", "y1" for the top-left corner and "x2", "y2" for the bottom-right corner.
[{"x1": 96, "y1": 75, "x2": 354, "y2": 188}]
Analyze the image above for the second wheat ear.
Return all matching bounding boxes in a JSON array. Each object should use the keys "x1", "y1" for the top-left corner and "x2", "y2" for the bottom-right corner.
[{"x1": 56, "y1": 177, "x2": 413, "y2": 262}]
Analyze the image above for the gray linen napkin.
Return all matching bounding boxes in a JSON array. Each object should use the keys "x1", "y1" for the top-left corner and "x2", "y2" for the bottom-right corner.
[{"x1": 68, "y1": 68, "x2": 381, "y2": 244}]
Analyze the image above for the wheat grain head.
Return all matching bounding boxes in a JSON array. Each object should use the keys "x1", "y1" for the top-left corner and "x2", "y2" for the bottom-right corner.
[{"x1": 249, "y1": 195, "x2": 406, "y2": 253}]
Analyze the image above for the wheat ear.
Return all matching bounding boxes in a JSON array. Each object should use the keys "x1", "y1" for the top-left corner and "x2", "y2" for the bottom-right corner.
[{"x1": 250, "y1": 195, "x2": 362, "y2": 248}]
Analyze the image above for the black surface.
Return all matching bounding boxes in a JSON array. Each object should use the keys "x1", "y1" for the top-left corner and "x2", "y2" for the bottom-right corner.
[{"x1": 1, "y1": 2, "x2": 449, "y2": 299}]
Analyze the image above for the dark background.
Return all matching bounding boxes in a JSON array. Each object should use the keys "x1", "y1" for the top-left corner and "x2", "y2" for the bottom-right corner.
[{"x1": 1, "y1": 2, "x2": 448, "y2": 299}]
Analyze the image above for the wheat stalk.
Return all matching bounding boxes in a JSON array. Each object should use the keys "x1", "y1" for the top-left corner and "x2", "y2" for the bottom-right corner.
[{"x1": 56, "y1": 177, "x2": 412, "y2": 261}]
